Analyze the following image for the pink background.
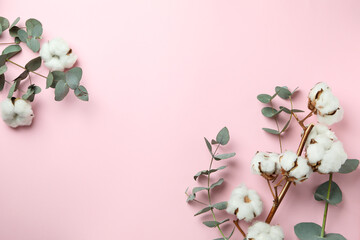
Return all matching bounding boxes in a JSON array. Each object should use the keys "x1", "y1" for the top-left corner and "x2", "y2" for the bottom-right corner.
[{"x1": 1, "y1": 1, "x2": 360, "y2": 239}]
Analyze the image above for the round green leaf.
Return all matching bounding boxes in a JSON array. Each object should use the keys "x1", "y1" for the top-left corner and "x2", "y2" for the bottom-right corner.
[
  {"x1": 0, "y1": 17, "x2": 9, "y2": 33},
  {"x1": 54, "y1": 80, "x2": 69, "y2": 101},
  {"x1": 261, "y1": 107, "x2": 278, "y2": 118},
  {"x1": 2, "y1": 44, "x2": 22, "y2": 58},
  {"x1": 0, "y1": 65, "x2": 7, "y2": 75},
  {"x1": 0, "y1": 74, "x2": 5, "y2": 91},
  {"x1": 46, "y1": 72, "x2": 54, "y2": 89},
  {"x1": 275, "y1": 86, "x2": 292, "y2": 99},
  {"x1": 9, "y1": 26, "x2": 20, "y2": 37},
  {"x1": 338, "y1": 159, "x2": 359, "y2": 174},
  {"x1": 324, "y1": 233, "x2": 346, "y2": 240},
  {"x1": 66, "y1": 67, "x2": 82, "y2": 89},
  {"x1": 31, "y1": 24, "x2": 43, "y2": 38},
  {"x1": 314, "y1": 180, "x2": 342, "y2": 205},
  {"x1": 257, "y1": 94, "x2": 272, "y2": 103},
  {"x1": 25, "y1": 18, "x2": 42, "y2": 37},
  {"x1": 17, "y1": 29, "x2": 28, "y2": 43},
  {"x1": 27, "y1": 38, "x2": 40, "y2": 52},
  {"x1": 294, "y1": 222, "x2": 322, "y2": 240}
]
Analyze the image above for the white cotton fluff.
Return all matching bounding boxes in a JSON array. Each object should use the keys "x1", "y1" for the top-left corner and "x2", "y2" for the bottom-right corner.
[
  {"x1": 279, "y1": 151, "x2": 312, "y2": 182},
  {"x1": 1, "y1": 98, "x2": 34, "y2": 128},
  {"x1": 251, "y1": 152, "x2": 280, "y2": 176},
  {"x1": 246, "y1": 222, "x2": 284, "y2": 240},
  {"x1": 39, "y1": 38, "x2": 78, "y2": 71},
  {"x1": 308, "y1": 82, "x2": 343, "y2": 126},
  {"x1": 226, "y1": 184, "x2": 263, "y2": 222},
  {"x1": 305, "y1": 124, "x2": 347, "y2": 173}
]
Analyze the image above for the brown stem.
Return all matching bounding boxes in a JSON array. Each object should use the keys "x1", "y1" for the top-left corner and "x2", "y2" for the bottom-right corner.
[
  {"x1": 265, "y1": 123, "x2": 314, "y2": 223},
  {"x1": 292, "y1": 112, "x2": 306, "y2": 130},
  {"x1": 267, "y1": 179, "x2": 276, "y2": 200},
  {"x1": 233, "y1": 219, "x2": 246, "y2": 238}
]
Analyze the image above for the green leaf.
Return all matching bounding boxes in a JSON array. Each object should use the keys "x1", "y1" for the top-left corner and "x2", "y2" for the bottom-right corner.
[
  {"x1": 262, "y1": 128, "x2": 280, "y2": 135},
  {"x1": 25, "y1": 57, "x2": 42, "y2": 71},
  {"x1": 17, "y1": 29, "x2": 28, "y2": 43},
  {"x1": 50, "y1": 71, "x2": 66, "y2": 88},
  {"x1": 338, "y1": 159, "x2": 359, "y2": 174},
  {"x1": 194, "y1": 166, "x2": 226, "y2": 181},
  {"x1": 9, "y1": 26, "x2": 20, "y2": 37},
  {"x1": 214, "y1": 153, "x2": 236, "y2": 160},
  {"x1": 261, "y1": 107, "x2": 279, "y2": 118},
  {"x1": 211, "y1": 139, "x2": 218, "y2": 144},
  {"x1": 210, "y1": 178, "x2": 224, "y2": 189},
  {"x1": 22, "y1": 88, "x2": 35, "y2": 101},
  {"x1": 0, "y1": 74, "x2": 5, "y2": 91},
  {"x1": 279, "y1": 106, "x2": 291, "y2": 114},
  {"x1": 203, "y1": 219, "x2": 229, "y2": 228},
  {"x1": 0, "y1": 65, "x2": 7, "y2": 75},
  {"x1": 280, "y1": 119, "x2": 291, "y2": 133},
  {"x1": 216, "y1": 127, "x2": 230, "y2": 145},
  {"x1": 292, "y1": 109, "x2": 304, "y2": 113},
  {"x1": 31, "y1": 24, "x2": 43, "y2": 38},
  {"x1": 257, "y1": 94, "x2": 272, "y2": 103},
  {"x1": 212, "y1": 201, "x2": 227, "y2": 210},
  {"x1": 0, "y1": 17, "x2": 9, "y2": 34},
  {"x1": 194, "y1": 206, "x2": 213, "y2": 216},
  {"x1": 314, "y1": 180, "x2": 342, "y2": 205},
  {"x1": 46, "y1": 72, "x2": 54, "y2": 89},
  {"x1": 186, "y1": 193, "x2": 195, "y2": 202},
  {"x1": 2, "y1": 45, "x2": 22, "y2": 58},
  {"x1": 25, "y1": 18, "x2": 42, "y2": 37},
  {"x1": 27, "y1": 38, "x2": 40, "y2": 52},
  {"x1": 324, "y1": 233, "x2": 346, "y2": 240},
  {"x1": 204, "y1": 137, "x2": 212, "y2": 154},
  {"x1": 54, "y1": 80, "x2": 69, "y2": 101},
  {"x1": 275, "y1": 86, "x2": 292, "y2": 99},
  {"x1": 7, "y1": 83, "x2": 16, "y2": 98},
  {"x1": 192, "y1": 187, "x2": 208, "y2": 194},
  {"x1": 66, "y1": 67, "x2": 82, "y2": 89},
  {"x1": 294, "y1": 222, "x2": 322, "y2": 240},
  {"x1": 74, "y1": 85, "x2": 89, "y2": 101},
  {"x1": 13, "y1": 70, "x2": 29, "y2": 91},
  {"x1": 10, "y1": 17, "x2": 20, "y2": 29}
]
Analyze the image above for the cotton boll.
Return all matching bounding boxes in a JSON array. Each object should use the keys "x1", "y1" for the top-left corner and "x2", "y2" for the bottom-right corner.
[
  {"x1": 247, "y1": 222, "x2": 284, "y2": 240},
  {"x1": 1, "y1": 98, "x2": 34, "y2": 128},
  {"x1": 40, "y1": 38, "x2": 78, "y2": 71},
  {"x1": 307, "y1": 143, "x2": 326, "y2": 165},
  {"x1": 279, "y1": 151, "x2": 297, "y2": 171},
  {"x1": 315, "y1": 91, "x2": 340, "y2": 115},
  {"x1": 226, "y1": 184, "x2": 263, "y2": 222},
  {"x1": 289, "y1": 157, "x2": 312, "y2": 182},
  {"x1": 251, "y1": 152, "x2": 279, "y2": 175},
  {"x1": 308, "y1": 82, "x2": 330, "y2": 102},
  {"x1": 317, "y1": 107, "x2": 344, "y2": 126},
  {"x1": 318, "y1": 141, "x2": 347, "y2": 174}
]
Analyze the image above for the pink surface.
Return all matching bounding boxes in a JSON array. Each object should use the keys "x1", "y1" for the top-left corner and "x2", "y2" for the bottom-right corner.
[{"x1": 1, "y1": 1, "x2": 360, "y2": 239}]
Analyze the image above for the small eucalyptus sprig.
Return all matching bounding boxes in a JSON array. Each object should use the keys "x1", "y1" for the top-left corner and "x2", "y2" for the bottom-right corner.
[
  {"x1": 186, "y1": 127, "x2": 236, "y2": 240},
  {"x1": 0, "y1": 16, "x2": 89, "y2": 128}
]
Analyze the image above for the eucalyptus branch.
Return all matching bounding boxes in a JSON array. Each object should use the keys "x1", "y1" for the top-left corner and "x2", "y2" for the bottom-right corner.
[{"x1": 6, "y1": 59, "x2": 47, "y2": 78}]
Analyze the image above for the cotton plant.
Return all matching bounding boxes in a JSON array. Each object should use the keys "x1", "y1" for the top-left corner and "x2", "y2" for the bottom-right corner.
[
  {"x1": 186, "y1": 83, "x2": 359, "y2": 240},
  {"x1": 0, "y1": 16, "x2": 89, "y2": 128}
]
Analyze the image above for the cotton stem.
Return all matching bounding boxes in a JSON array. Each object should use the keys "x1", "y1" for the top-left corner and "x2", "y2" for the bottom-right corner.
[{"x1": 265, "y1": 124, "x2": 314, "y2": 223}]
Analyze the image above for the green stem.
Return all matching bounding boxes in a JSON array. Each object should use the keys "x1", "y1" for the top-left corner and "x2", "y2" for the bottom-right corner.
[
  {"x1": 208, "y1": 144, "x2": 227, "y2": 239},
  {"x1": 321, "y1": 173, "x2": 333, "y2": 237}
]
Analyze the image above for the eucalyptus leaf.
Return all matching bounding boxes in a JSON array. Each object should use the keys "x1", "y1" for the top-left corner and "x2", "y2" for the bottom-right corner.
[
  {"x1": 211, "y1": 139, "x2": 218, "y2": 144},
  {"x1": 194, "y1": 206, "x2": 213, "y2": 216},
  {"x1": 323, "y1": 233, "x2": 346, "y2": 240},
  {"x1": 262, "y1": 128, "x2": 280, "y2": 135},
  {"x1": 212, "y1": 201, "x2": 227, "y2": 210},
  {"x1": 192, "y1": 187, "x2": 208, "y2": 194},
  {"x1": 294, "y1": 222, "x2": 322, "y2": 240},
  {"x1": 281, "y1": 119, "x2": 291, "y2": 133},
  {"x1": 214, "y1": 153, "x2": 236, "y2": 160},
  {"x1": 13, "y1": 70, "x2": 29, "y2": 91},
  {"x1": 46, "y1": 72, "x2": 54, "y2": 89},
  {"x1": 194, "y1": 166, "x2": 226, "y2": 181},
  {"x1": 314, "y1": 180, "x2": 342, "y2": 205},
  {"x1": 9, "y1": 26, "x2": 20, "y2": 37},
  {"x1": 10, "y1": 17, "x2": 20, "y2": 29},
  {"x1": 22, "y1": 88, "x2": 35, "y2": 101},
  {"x1": 210, "y1": 178, "x2": 224, "y2": 189},
  {"x1": 186, "y1": 193, "x2": 195, "y2": 202},
  {"x1": 216, "y1": 127, "x2": 230, "y2": 145},
  {"x1": 74, "y1": 85, "x2": 89, "y2": 101},
  {"x1": 17, "y1": 29, "x2": 28, "y2": 43},
  {"x1": 66, "y1": 67, "x2": 82, "y2": 89},
  {"x1": 7, "y1": 83, "x2": 16, "y2": 98},
  {"x1": 25, "y1": 18, "x2": 42, "y2": 36},
  {"x1": 203, "y1": 219, "x2": 229, "y2": 228},
  {"x1": 0, "y1": 74, "x2": 5, "y2": 91},
  {"x1": 204, "y1": 137, "x2": 212, "y2": 154},
  {"x1": 279, "y1": 106, "x2": 291, "y2": 114},
  {"x1": 338, "y1": 159, "x2": 359, "y2": 174},
  {"x1": 27, "y1": 38, "x2": 40, "y2": 52},
  {"x1": 25, "y1": 57, "x2": 42, "y2": 71},
  {"x1": 2, "y1": 44, "x2": 22, "y2": 58},
  {"x1": 50, "y1": 71, "x2": 66, "y2": 88},
  {"x1": 0, "y1": 65, "x2": 7, "y2": 75},
  {"x1": 257, "y1": 94, "x2": 272, "y2": 103},
  {"x1": 261, "y1": 107, "x2": 279, "y2": 118},
  {"x1": 0, "y1": 17, "x2": 9, "y2": 34},
  {"x1": 31, "y1": 24, "x2": 43, "y2": 38},
  {"x1": 275, "y1": 86, "x2": 292, "y2": 99},
  {"x1": 54, "y1": 80, "x2": 69, "y2": 101}
]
